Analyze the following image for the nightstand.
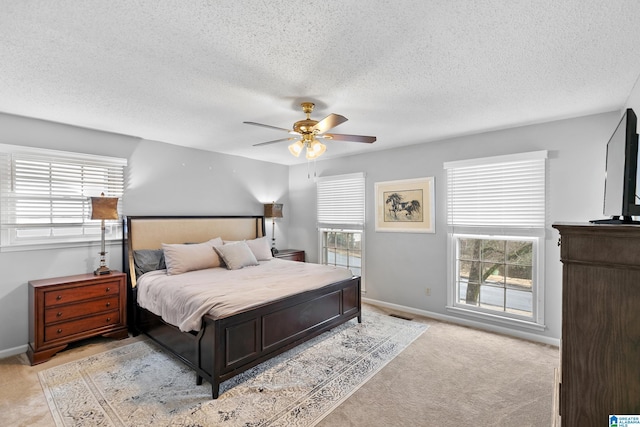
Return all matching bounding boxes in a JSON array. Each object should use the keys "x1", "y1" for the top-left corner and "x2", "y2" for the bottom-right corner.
[
  {"x1": 28, "y1": 272, "x2": 128, "y2": 365},
  {"x1": 273, "y1": 249, "x2": 305, "y2": 262}
]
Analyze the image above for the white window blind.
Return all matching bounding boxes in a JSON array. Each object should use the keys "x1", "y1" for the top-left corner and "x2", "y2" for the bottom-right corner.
[
  {"x1": 0, "y1": 144, "x2": 127, "y2": 247},
  {"x1": 317, "y1": 172, "x2": 365, "y2": 229},
  {"x1": 444, "y1": 151, "x2": 547, "y2": 229}
]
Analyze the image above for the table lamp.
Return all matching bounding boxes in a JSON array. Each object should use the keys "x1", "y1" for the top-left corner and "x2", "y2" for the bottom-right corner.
[
  {"x1": 90, "y1": 192, "x2": 119, "y2": 275},
  {"x1": 264, "y1": 202, "x2": 283, "y2": 255}
]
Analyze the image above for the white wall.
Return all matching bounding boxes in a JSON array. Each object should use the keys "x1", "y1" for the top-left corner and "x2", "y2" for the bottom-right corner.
[
  {"x1": 288, "y1": 111, "x2": 620, "y2": 343},
  {"x1": 0, "y1": 109, "x2": 622, "y2": 355},
  {"x1": 625, "y1": 75, "x2": 640, "y2": 125},
  {"x1": 0, "y1": 113, "x2": 289, "y2": 357},
  {"x1": 620, "y1": 78, "x2": 640, "y2": 132}
]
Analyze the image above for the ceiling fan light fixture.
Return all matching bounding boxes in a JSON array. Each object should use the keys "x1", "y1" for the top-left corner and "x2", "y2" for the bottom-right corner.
[{"x1": 288, "y1": 140, "x2": 304, "y2": 157}]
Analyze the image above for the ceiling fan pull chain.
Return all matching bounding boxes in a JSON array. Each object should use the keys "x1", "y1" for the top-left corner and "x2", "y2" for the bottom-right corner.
[{"x1": 306, "y1": 158, "x2": 318, "y2": 180}]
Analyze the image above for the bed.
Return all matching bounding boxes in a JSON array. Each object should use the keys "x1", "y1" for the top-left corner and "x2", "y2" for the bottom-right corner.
[{"x1": 123, "y1": 215, "x2": 361, "y2": 399}]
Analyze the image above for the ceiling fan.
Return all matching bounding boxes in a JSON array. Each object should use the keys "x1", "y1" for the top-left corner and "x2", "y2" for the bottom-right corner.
[{"x1": 244, "y1": 102, "x2": 376, "y2": 159}]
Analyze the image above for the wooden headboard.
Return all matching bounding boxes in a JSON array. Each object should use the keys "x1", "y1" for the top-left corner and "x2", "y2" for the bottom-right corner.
[{"x1": 124, "y1": 216, "x2": 265, "y2": 288}]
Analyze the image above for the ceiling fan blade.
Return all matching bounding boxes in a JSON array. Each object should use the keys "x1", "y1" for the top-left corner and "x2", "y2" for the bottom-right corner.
[
  {"x1": 244, "y1": 121, "x2": 292, "y2": 133},
  {"x1": 312, "y1": 114, "x2": 348, "y2": 134},
  {"x1": 253, "y1": 137, "x2": 297, "y2": 147},
  {"x1": 322, "y1": 133, "x2": 376, "y2": 143}
]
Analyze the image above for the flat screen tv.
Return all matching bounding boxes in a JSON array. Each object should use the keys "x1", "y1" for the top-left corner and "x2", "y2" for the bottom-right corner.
[{"x1": 591, "y1": 108, "x2": 640, "y2": 224}]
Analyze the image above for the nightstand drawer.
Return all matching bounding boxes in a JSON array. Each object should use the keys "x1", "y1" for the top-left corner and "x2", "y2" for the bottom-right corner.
[
  {"x1": 29, "y1": 272, "x2": 128, "y2": 365},
  {"x1": 44, "y1": 295, "x2": 120, "y2": 323},
  {"x1": 274, "y1": 249, "x2": 305, "y2": 262},
  {"x1": 44, "y1": 310, "x2": 120, "y2": 341},
  {"x1": 44, "y1": 282, "x2": 119, "y2": 307}
]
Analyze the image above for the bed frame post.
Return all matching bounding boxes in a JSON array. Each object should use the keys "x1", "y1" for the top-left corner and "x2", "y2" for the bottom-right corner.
[{"x1": 212, "y1": 382, "x2": 220, "y2": 399}]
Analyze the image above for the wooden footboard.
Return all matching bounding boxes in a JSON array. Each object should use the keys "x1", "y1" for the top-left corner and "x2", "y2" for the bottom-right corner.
[{"x1": 135, "y1": 275, "x2": 361, "y2": 398}]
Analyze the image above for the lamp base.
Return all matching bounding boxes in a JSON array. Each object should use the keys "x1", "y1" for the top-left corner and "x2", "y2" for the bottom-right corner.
[
  {"x1": 95, "y1": 249, "x2": 111, "y2": 275},
  {"x1": 94, "y1": 266, "x2": 112, "y2": 276},
  {"x1": 271, "y1": 247, "x2": 279, "y2": 255}
]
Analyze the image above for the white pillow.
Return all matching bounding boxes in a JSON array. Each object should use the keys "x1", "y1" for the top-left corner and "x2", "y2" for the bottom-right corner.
[
  {"x1": 245, "y1": 236, "x2": 273, "y2": 261},
  {"x1": 223, "y1": 237, "x2": 273, "y2": 261},
  {"x1": 214, "y1": 241, "x2": 259, "y2": 270},
  {"x1": 162, "y1": 237, "x2": 223, "y2": 275}
]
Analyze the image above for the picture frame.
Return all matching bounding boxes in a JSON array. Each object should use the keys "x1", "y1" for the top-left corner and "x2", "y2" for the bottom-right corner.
[{"x1": 375, "y1": 177, "x2": 435, "y2": 233}]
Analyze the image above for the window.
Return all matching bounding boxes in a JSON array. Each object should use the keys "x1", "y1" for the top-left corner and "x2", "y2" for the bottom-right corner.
[
  {"x1": 444, "y1": 151, "x2": 547, "y2": 328},
  {"x1": 455, "y1": 235, "x2": 535, "y2": 317},
  {"x1": 0, "y1": 144, "x2": 127, "y2": 249},
  {"x1": 322, "y1": 230, "x2": 362, "y2": 276},
  {"x1": 317, "y1": 173, "x2": 365, "y2": 284}
]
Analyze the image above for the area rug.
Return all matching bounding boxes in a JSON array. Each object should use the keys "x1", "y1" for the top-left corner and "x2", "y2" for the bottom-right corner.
[{"x1": 39, "y1": 309, "x2": 428, "y2": 427}]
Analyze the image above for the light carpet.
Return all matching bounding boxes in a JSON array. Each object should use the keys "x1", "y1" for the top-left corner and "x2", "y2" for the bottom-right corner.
[{"x1": 38, "y1": 309, "x2": 428, "y2": 427}]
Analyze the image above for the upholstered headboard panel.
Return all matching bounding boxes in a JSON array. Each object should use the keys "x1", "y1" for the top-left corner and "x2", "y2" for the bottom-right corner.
[{"x1": 125, "y1": 216, "x2": 265, "y2": 288}]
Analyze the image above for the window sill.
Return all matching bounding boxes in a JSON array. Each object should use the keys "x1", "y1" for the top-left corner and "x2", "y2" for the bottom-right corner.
[
  {"x1": 0, "y1": 239, "x2": 122, "y2": 253},
  {"x1": 445, "y1": 305, "x2": 546, "y2": 332}
]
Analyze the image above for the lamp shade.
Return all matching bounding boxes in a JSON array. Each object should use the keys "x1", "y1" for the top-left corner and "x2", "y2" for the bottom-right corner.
[
  {"x1": 306, "y1": 140, "x2": 326, "y2": 159},
  {"x1": 264, "y1": 203, "x2": 283, "y2": 218},
  {"x1": 288, "y1": 140, "x2": 304, "y2": 157},
  {"x1": 90, "y1": 193, "x2": 119, "y2": 220}
]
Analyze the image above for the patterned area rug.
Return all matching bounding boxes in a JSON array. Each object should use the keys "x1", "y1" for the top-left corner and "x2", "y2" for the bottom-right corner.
[{"x1": 39, "y1": 309, "x2": 428, "y2": 427}]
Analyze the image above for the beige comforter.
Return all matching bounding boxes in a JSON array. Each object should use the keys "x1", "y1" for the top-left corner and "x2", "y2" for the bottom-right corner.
[{"x1": 136, "y1": 259, "x2": 353, "y2": 332}]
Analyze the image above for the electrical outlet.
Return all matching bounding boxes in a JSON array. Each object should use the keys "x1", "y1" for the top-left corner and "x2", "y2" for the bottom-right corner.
[{"x1": 425, "y1": 287, "x2": 431, "y2": 296}]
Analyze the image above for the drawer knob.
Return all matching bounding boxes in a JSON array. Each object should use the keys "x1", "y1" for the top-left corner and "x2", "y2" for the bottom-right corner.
[
  {"x1": 56, "y1": 312, "x2": 62, "y2": 317},
  {"x1": 106, "y1": 287, "x2": 110, "y2": 292},
  {"x1": 57, "y1": 328, "x2": 62, "y2": 334},
  {"x1": 106, "y1": 302, "x2": 111, "y2": 307},
  {"x1": 106, "y1": 317, "x2": 111, "y2": 322},
  {"x1": 56, "y1": 295, "x2": 62, "y2": 300}
]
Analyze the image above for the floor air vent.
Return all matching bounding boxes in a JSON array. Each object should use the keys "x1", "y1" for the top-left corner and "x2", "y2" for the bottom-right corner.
[{"x1": 388, "y1": 313, "x2": 413, "y2": 321}]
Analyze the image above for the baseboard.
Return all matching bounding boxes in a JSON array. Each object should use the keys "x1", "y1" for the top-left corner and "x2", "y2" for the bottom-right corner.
[
  {"x1": 0, "y1": 344, "x2": 28, "y2": 360},
  {"x1": 362, "y1": 297, "x2": 560, "y2": 347}
]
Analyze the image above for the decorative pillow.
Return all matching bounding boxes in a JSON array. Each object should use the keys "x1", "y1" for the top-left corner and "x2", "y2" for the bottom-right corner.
[
  {"x1": 245, "y1": 236, "x2": 273, "y2": 261},
  {"x1": 133, "y1": 249, "x2": 166, "y2": 277},
  {"x1": 162, "y1": 237, "x2": 223, "y2": 275},
  {"x1": 214, "y1": 241, "x2": 259, "y2": 270}
]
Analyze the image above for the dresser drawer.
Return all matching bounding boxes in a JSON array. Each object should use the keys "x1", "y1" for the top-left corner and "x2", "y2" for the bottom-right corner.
[
  {"x1": 44, "y1": 281, "x2": 119, "y2": 307},
  {"x1": 44, "y1": 310, "x2": 120, "y2": 342},
  {"x1": 44, "y1": 295, "x2": 120, "y2": 323}
]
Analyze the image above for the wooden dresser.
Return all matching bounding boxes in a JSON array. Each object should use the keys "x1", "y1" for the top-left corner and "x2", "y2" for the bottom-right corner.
[
  {"x1": 273, "y1": 249, "x2": 305, "y2": 262},
  {"x1": 553, "y1": 223, "x2": 640, "y2": 425},
  {"x1": 28, "y1": 271, "x2": 128, "y2": 365}
]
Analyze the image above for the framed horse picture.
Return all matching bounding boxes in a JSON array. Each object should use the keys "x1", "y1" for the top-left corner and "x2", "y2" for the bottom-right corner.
[{"x1": 375, "y1": 177, "x2": 435, "y2": 233}]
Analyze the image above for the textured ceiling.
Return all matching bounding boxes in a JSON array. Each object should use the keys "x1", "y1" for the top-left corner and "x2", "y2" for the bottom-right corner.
[{"x1": 2, "y1": 1, "x2": 640, "y2": 165}]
